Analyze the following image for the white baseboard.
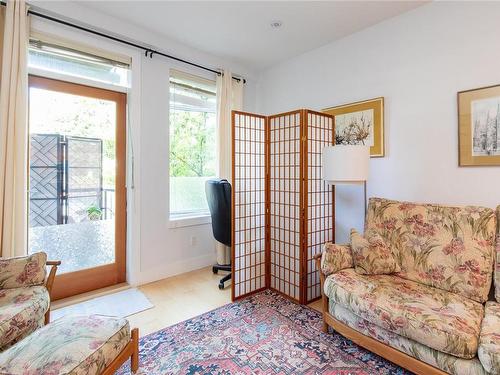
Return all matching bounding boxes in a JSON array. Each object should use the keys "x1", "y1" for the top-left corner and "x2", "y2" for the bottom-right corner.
[{"x1": 133, "y1": 253, "x2": 217, "y2": 286}]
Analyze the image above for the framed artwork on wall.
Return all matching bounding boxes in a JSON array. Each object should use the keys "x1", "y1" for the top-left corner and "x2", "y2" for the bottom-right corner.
[
  {"x1": 323, "y1": 97, "x2": 384, "y2": 157},
  {"x1": 458, "y1": 84, "x2": 500, "y2": 166}
]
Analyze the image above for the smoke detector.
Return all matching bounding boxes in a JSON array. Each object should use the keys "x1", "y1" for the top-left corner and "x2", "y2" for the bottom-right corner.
[{"x1": 270, "y1": 21, "x2": 283, "y2": 29}]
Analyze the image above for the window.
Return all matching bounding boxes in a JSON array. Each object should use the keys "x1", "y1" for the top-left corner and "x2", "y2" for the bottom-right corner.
[{"x1": 169, "y1": 70, "x2": 216, "y2": 219}]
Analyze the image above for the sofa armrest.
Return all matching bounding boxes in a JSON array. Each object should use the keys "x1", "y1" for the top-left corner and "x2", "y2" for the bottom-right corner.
[
  {"x1": 45, "y1": 260, "x2": 61, "y2": 298},
  {"x1": 0, "y1": 252, "x2": 48, "y2": 289},
  {"x1": 478, "y1": 302, "x2": 500, "y2": 374},
  {"x1": 43, "y1": 260, "x2": 61, "y2": 325},
  {"x1": 314, "y1": 243, "x2": 353, "y2": 334},
  {"x1": 318, "y1": 243, "x2": 354, "y2": 277}
]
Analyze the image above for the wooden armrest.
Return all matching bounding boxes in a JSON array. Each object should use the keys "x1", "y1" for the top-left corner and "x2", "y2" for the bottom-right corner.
[
  {"x1": 45, "y1": 260, "x2": 60, "y2": 297},
  {"x1": 313, "y1": 253, "x2": 322, "y2": 260},
  {"x1": 315, "y1": 255, "x2": 325, "y2": 282},
  {"x1": 44, "y1": 260, "x2": 61, "y2": 325}
]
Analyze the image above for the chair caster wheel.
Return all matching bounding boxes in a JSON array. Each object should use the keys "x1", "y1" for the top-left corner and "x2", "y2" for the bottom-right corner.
[
  {"x1": 218, "y1": 282, "x2": 224, "y2": 290},
  {"x1": 213, "y1": 266, "x2": 218, "y2": 274}
]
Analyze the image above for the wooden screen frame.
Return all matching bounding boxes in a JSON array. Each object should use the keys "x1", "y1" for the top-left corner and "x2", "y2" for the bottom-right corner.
[
  {"x1": 28, "y1": 75, "x2": 127, "y2": 300},
  {"x1": 301, "y1": 110, "x2": 335, "y2": 303},
  {"x1": 231, "y1": 111, "x2": 269, "y2": 301},
  {"x1": 231, "y1": 109, "x2": 335, "y2": 304},
  {"x1": 268, "y1": 110, "x2": 303, "y2": 302}
]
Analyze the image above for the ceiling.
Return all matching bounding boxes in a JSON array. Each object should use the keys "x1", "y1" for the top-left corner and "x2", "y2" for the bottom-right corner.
[{"x1": 74, "y1": 1, "x2": 425, "y2": 71}]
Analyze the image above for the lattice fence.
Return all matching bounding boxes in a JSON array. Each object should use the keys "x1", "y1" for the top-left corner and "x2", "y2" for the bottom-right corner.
[
  {"x1": 66, "y1": 136, "x2": 103, "y2": 223},
  {"x1": 29, "y1": 134, "x2": 104, "y2": 227},
  {"x1": 29, "y1": 134, "x2": 62, "y2": 227}
]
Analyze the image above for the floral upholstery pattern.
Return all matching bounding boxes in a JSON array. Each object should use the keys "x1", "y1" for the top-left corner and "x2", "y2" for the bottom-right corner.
[
  {"x1": 0, "y1": 286, "x2": 49, "y2": 351},
  {"x1": 366, "y1": 197, "x2": 496, "y2": 303},
  {"x1": 0, "y1": 252, "x2": 47, "y2": 289},
  {"x1": 495, "y1": 205, "x2": 500, "y2": 303},
  {"x1": 324, "y1": 268, "x2": 484, "y2": 358},
  {"x1": 0, "y1": 315, "x2": 130, "y2": 375},
  {"x1": 329, "y1": 302, "x2": 487, "y2": 375},
  {"x1": 350, "y1": 228, "x2": 401, "y2": 275},
  {"x1": 321, "y1": 243, "x2": 353, "y2": 276},
  {"x1": 478, "y1": 302, "x2": 500, "y2": 374}
]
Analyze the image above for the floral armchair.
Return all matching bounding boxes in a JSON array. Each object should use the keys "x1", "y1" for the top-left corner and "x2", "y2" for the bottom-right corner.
[{"x1": 0, "y1": 252, "x2": 60, "y2": 351}]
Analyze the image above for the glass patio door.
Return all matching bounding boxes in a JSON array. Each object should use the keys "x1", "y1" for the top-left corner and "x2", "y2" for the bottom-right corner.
[{"x1": 28, "y1": 75, "x2": 127, "y2": 300}]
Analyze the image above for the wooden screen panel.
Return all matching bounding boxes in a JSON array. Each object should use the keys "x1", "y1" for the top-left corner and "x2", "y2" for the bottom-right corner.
[
  {"x1": 232, "y1": 111, "x2": 267, "y2": 300},
  {"x1": 269, "y1": 111, "x2": 302, "y2": 302},
  {"x1": 304, "y1": 111, "x2": 335, "y2": 302}
]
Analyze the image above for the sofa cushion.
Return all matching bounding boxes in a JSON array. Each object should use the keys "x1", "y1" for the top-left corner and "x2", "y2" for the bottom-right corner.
[
  {"x1": 495, "y1": 205, "x2": 500, "y2": 303},
  {"x1": 350, "y1": 229, "x2": 400, "y2": 275},
  {"x1": 0, "y1": 252, "x2": 47, "y2": 289},
  {"x1": 0, "y1": 315, "x2": 130, "y2": 375},
  {"x1": 321, "y1": 243, "x2": 353, "y2": 276},
  {"x1": 0, "y1": 286, "x2": 49, "y2": 351},
  {"x1": 324, "y1": 268, "x2": 484, "y2": 358},
  {"x1": 478, "y1": 302, "x2": 500, "y2": 374},
  {"x1": 366, "y1": 197, "x2": 496, "y2": 303},
  {"x1": 329, "y1": 302, "x2": 487, "y2": 375}
]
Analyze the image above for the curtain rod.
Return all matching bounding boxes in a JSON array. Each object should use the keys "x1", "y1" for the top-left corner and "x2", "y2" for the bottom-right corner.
[{"x1": 0, "y1": 1, "x2": 246, "y2": 83}]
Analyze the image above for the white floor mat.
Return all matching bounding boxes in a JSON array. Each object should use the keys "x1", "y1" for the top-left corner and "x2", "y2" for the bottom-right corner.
[{"x1": 51, "y1": 288, "x2": 154, "y2": 320}]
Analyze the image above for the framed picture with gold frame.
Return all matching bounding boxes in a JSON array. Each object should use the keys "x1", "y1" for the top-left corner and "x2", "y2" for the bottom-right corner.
[
  {"x1": 458, "y1": 84, "x2": 500, "y2": 166},
  {"x1": 323, "y1": 97, "x2": 384, "y2": 157}
]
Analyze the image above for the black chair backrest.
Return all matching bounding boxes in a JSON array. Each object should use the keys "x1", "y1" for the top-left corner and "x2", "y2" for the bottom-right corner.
[{"x1": 205, "y1": 179, "x2": 231, "y2": 247}]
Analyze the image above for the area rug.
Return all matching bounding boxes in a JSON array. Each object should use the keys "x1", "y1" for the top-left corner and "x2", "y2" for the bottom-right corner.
[
  {"x1": 52, "y1": 288, "x2": 153, "y2": 321},
  {"x1": 117, "y1": 290, "x2": 410, "y2": 374}
]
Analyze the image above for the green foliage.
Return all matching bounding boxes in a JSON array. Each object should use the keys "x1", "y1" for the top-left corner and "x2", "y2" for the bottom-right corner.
[
  {"x1": 86, "y1": 205, "x2": 102, "y2": 221},
  {"x1": 169, "y1": 110, "x2": 216, "y2": 177}
]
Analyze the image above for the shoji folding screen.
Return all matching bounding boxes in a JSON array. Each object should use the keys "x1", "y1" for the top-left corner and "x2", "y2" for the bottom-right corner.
[
  {"x1": 232, "y1": 110, "x2": 334, "y2": 304},
  {"x1": 232, "y1": 112, "x2": 268, "y2": 300}
]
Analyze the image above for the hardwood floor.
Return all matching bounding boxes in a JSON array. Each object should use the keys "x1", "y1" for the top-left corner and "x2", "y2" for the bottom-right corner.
[
  {"x1": 126, "y1": 266, "x2": 231, "y2": 336},
  {"x1": 308, "y1": 298, "x2": 322, "y2": 312}
]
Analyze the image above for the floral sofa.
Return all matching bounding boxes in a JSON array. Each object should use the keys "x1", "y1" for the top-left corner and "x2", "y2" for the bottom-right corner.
[
  {"x1": 318, "y1": 198, "x2": 500, "y2": 375},
  {"x1": 0, "y1": 252, "x2": 59, "y2": 351}
]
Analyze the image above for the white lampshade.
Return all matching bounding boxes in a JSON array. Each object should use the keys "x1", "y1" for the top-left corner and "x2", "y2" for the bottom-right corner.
[{"x1": 322, "y1": 145, "x2": 369, "y2": 185}]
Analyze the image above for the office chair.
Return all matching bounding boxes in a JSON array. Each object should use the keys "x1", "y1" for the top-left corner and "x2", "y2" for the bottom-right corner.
[{"x1": 205, "y1": 179, "x2": 231, "y2": 290}]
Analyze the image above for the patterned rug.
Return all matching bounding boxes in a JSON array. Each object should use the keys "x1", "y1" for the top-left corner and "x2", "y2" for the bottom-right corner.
[{"x1": 118, "y1": 290, "x2": 411, "y2": 374}]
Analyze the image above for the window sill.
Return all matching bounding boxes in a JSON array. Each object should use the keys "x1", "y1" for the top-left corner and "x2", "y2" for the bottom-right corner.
[{"x1": 168, "y1": 214, "x2": 211, "y2": 229}]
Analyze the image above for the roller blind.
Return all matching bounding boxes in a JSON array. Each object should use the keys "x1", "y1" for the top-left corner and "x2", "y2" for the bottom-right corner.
[
  {"x1": 28, "y1": 37, "x2": 130, "y2": 87},
  {"x1": 170, "y1": 70, "x2": 216, "y2": 113}
]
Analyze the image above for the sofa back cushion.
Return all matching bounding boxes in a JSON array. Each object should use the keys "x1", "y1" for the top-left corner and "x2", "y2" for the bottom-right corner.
[
  {"x1": 366, "y1": 198, "x2": 496, "y2": 303},
  {"x1": 0, "y1": 252, "x2": 47, "y2": 289},
  {"x1": 496, "y1": 205, "x2": 500, "y2": 303},
  {"x1": 350, "y1": 229, "x2": 401, "y2": 275}
]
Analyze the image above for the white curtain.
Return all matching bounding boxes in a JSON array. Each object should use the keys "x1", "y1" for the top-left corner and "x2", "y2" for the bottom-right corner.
[
  {"x1": 216, "y1": 70, "x2": 243, "y2": 181},
  {"x1": 0, "y1": 0, "x2": 29, "y2": 258}
]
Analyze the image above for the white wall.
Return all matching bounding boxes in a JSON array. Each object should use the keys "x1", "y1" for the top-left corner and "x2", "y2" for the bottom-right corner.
[
  {"x1": 256, "y1": 2, "x2": 500, "y2": 243},
  {"x1": 32, "y1": 1, "x2": 258, "y2": 285}
]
